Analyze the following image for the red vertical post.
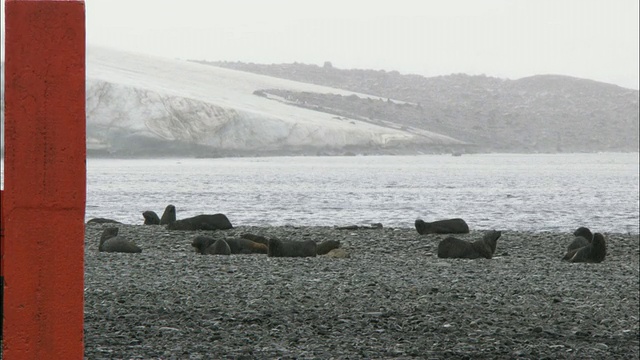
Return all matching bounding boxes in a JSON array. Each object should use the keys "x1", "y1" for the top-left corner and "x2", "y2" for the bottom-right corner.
[
  {"x1": 1, "y1": 189, "x2": 4, "y2": 341},
  {"x1": 3, "y1": 0, "x2": 86, "y2": 358}
]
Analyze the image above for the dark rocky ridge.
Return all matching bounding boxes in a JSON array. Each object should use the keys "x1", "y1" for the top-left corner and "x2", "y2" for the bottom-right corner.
[
  {"x1": 79, "y1": 223, "x2": 639, "y2": 359},
  {"x1": 197, "y1": 61, "x2": 639, "y2": 153}
]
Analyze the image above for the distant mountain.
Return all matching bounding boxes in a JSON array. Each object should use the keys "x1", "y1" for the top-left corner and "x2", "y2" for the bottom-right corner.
[
  {"x1": 2, "y1": 49, "x2": 466, "y2": 158},
  {"x1": 196, "y1": 61, "x2": 639, "y2": 153},
  {"x1": 1, "y1": 51, "x2": 638, "y2": 157}
]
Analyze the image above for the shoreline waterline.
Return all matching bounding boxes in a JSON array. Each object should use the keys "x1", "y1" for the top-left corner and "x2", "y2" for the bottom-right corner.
[{"x1": 83, "y1": 153, "x2": 639, "y2": 234}]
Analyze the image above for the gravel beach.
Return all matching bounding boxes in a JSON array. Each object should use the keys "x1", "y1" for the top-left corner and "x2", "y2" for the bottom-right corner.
[{"x1": 79, "y1": 223, "x2": 639, "y2": 359}]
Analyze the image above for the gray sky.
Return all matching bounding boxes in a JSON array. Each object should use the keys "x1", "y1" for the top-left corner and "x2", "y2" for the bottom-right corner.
[{"x1": 2, "y1": 0, "x2": 639, "y2": 89}]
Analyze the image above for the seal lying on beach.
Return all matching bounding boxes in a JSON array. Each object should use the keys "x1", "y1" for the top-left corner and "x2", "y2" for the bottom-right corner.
[
  {"x1": 167, "y1": 214, "x2": 233, "y2": 231},
  {"x1": 227, "y1": 238, "x2": 267, "y2": 254},
  {"x1": 566, "y1": 226, "x2": 593, "y2": 253},
  {"x1": 142, "y1": 211, "x2": 161, "y2": 225},
  {"x1": 316, "y1": 239, "x2": 341, "y2": 255},
  {"x1": 415, "y1": 218, "x2": 469, "y2": 235},
  {"x1": 563, "y1": 232, "x2": 607, "y2": 263},
  {"x1": 87, "y1": 218, "x2": 122, "y2": 224},
  {"x1": 204, "y1": 239, "x2": 232, "y2": 255},
  {"x1": 268, "y1": 238, "x2": 317, "y2": 258},
  {"x1": 191, "y1": 235, "x2": 267, "y2": 254},
  {"x1": 160, "y1": 205, "x2": 177, "y2": 225},
  {"x1": 335, "y1": 223, "x2": 383, "y2": 230},
  {"x1": 240, "y1": 233, "x2": 269, "y2": 245},
  {"x1": 437, "y1": 230, "x2": 501, "y2": 259},
  {"x1": 191, "y1": 236, "x2": 217, "y2": 254},
  {"x1": 98, "y1": 227, "x2": 142, "y2": 253}
]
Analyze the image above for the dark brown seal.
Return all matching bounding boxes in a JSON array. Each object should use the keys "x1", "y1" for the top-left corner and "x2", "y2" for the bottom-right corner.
[
  {"x1": 573, "y1": 226, "x2": 593, "y2": 239},
  {"x1": 160, "y1": 204, "x2": 176, "y2": 225},
  {"x1": 203, "y1": 239, "x2": 231, "y2": 255},
  {"x1": 191, "y1": 235, "x2": 217, "y2": 254},
  {"x1": 191, "y1": 235, "x2": 266, "y2": 254},
  {"x1": 563, "y1": 227, "x2": 595, "y2": 260},
  {"x1": 268, "y1": 238, "x2": 317, "y2": 258},
  {"x1": 87, "y1": 217, "x2": 122, "y2": 224},
  {"x1": 240, "y1": 233, "x2": 269, "y2": 245},
  {"x1": 564, "y1": 232, "x2": 607, "y2": 263},
  {"x1": 437, "y1": 230, "x2": 501, "y2": 259},
  {"x1": 565, "y1": 226, "x2": 593, "y2": 253},
  {"x1": 142, "y1": 210, "x2": 161, "y2": 225},
  {"x1": 227, "y1": 238, "x2": 268, "y2": 254},
  {"x1": 335, "y1": 223, "x2": 383, "y2": 230},
  {"x1": 98, "y1": 227, "x2": 142, "y2": 253},
  {"x1": 316, "y1": 240, "x2": 341, "y2": 255},
  {"x1": 167, "y1": 214, "x2": 233, "y2": 231},
  {"x1": 415, "y1": 218, "x2": 469, "y2": 235}
]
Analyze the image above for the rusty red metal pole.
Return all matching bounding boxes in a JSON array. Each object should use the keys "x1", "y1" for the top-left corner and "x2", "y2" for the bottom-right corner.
[
  {"x1": 3, "y1": 0, "x2": 86, "y2": 358},
  {"x1": 1, "y1": 189, "x2": 4, "y2": 341}
]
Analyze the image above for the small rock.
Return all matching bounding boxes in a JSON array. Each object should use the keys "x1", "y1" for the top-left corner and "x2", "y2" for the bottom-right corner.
[
  {"x1": 532, "y1": 326, "x2": 543, "y2": 333},
  {"x1": 599, "y1": 318, "x2": 613, "y2": 326},
  {"x1": 366, "y1": 312, "x2": 384, "y2": 317},
  {"x1": 159, "y1": 327, "x2": 180, "y2": 332},
  {"x1": 326, "y1": 248, "x2": 350, "y2": 258}
]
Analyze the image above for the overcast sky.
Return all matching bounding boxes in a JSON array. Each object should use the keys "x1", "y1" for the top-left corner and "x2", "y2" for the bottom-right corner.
[{"x1": 2, "y1": 0, "x2": 639, "y2": 89}]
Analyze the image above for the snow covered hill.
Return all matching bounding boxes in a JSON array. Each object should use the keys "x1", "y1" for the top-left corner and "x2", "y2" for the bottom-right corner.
[
  {"x1": 85, "y1": 47, "x2": 464, "y2": 156},
  {"x1": 2, "y1": 47, "x2": 637, "y2": 156}
]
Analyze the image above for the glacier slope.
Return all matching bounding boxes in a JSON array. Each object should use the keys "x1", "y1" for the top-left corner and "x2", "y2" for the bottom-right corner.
[{"x1": 85, "y1": 47, "x2": 464, "y2": 155}]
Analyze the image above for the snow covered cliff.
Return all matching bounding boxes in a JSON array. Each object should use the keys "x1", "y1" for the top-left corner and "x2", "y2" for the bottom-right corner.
[
  {"x1": 85, "y1": 47, "x2": 463, "y2": 156},
  {"x1": 2, "y1": 47, "x2": 637, "y2": 156}
]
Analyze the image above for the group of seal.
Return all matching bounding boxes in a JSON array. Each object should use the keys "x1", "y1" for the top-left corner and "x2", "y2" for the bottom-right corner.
[
  {"x1": 143, "y1": 205, "x2": 233, "y2": 231},
  {"x1": 92, "y1": 204, "x2": 343, "y2": 257},
  {"x1": 191, "y1": 235, "x2": 268, "y2": 255},
  {"x1": 90, "y1": 204, "x2": 177, "y2": 226},
  {"x1": 415, "y1": 217, "x2": 499, "y2": 259},
  {"x1": 416, "y1": 218, "x2": 608, "y2": 263},
  {"x1": 91, "y1": 211, "x2": 608, "y2": 264},
  {"x1": 562, "y1": 227, "x2": 607, "y2": 263},
  {"x1": 143, "y1": 205, "x2": 177, "y2": 226},
  {"x1": 191, "y1": 233, "x2": 340, "y2": 258}
]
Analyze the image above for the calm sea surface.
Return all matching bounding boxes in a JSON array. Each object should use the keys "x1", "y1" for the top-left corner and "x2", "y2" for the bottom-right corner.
[{"x1": 2, "y1": 153, "x2": 639, "y2": 233}]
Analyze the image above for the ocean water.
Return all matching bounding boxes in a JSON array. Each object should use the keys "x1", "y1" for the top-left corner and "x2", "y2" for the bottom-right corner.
[
  {"x1": 79, "y1": 153, "x2": 640, "y2": 234},
  {"x1": 2, "y1": 153, "x2": 639, "y2": 233}
]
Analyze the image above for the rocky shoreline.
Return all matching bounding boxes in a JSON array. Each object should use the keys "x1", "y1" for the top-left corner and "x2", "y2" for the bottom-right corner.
[{"x1": 81, "y1": 224, "x2": 639, "y2": 359}]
